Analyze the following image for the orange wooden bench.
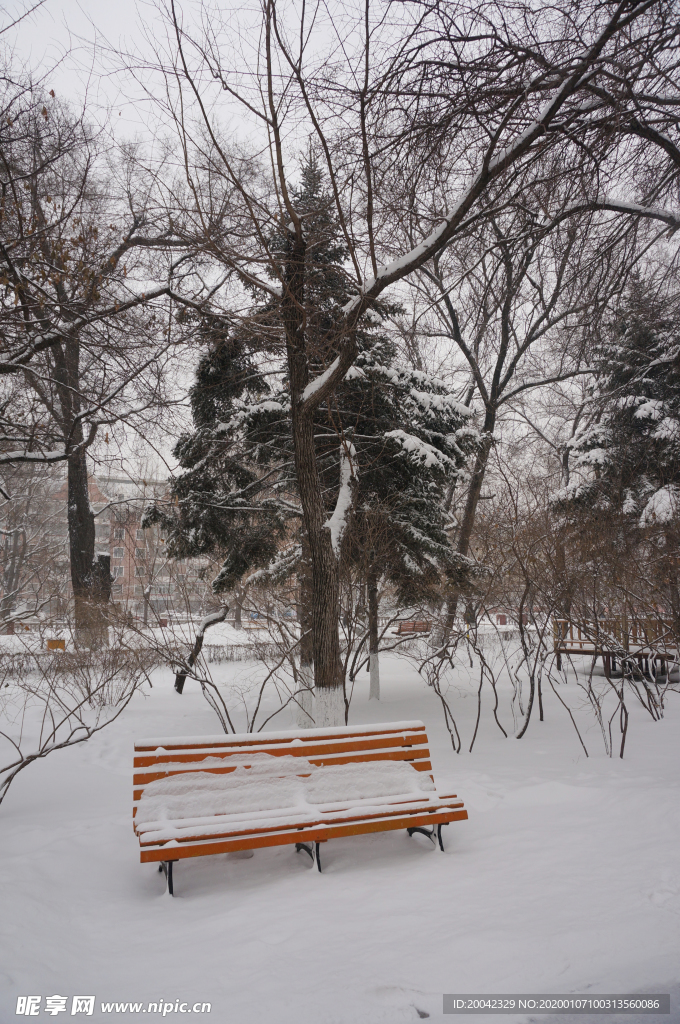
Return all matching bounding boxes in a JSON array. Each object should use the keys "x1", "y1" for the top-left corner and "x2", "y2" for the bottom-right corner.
[
  {"x1": 395, "y1": 621, "x2": 431, "y2": 635},
  {"x1": 133, "y1": 720, "x2": 467, "y2": 895}
]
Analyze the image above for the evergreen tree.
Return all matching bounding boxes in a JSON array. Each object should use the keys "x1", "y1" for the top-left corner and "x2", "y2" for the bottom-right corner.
[
  {"x1": 147, "y1": 158, "x2": 477, "y2": 714},
  {"x1": 560, "y1": 282, "x2": 680, "y2": 626},
  {"x1": 567, "y1": 286, "x2": 680, "y2": 518}
]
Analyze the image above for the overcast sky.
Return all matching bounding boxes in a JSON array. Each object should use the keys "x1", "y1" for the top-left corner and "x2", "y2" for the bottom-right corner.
[{"x1": 4, "y1": 0, "x2": 172, "y2": 135}]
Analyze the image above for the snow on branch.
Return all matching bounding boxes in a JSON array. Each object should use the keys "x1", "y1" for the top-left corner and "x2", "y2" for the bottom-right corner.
[
  {"x1": 324, "y1": 441, "x2": 357, "y2": 558},
  {"x1": 549, "y1": 199, "x2": 680, "y2": 233},
  {"x1": 301, "y1": 356, "x2": 341, "y2": 402},
  {"x1": 0, "y1": 448, "x2": 70, "y2": 467},
  {"x1": 337, "y1": 8, "x2": 673, "y2": 323},
  {"x1": 246, "y1": 545, "x2": 302, "y2": 586},
  {"x1": 640, "y1": 486, "x2": 680, "y2": 527},
  {"x1": 384, "y1": 429, "x2": 460, "y2": 471},
  {"x1": 341, "y1": 216, "x2": 455, "y2": 316}
]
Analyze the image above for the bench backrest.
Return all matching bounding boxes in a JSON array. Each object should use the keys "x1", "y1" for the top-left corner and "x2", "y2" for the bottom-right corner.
[{"x1": 133, "y1": 720, "x2": 432, "y2": 818}]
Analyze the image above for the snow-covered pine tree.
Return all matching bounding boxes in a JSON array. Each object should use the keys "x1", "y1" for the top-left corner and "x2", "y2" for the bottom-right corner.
[
  {"x1": 561, "y1": 282, "x2": 680, "y2": 627},
  {"x1": 144, "y1": 312, "x2": 296, "y2": 590},
  {"x1": 148, "y1": 157, "x2": 477, "y2": 718},
  {"x1": 336, "y1": 338, "x2": 478, "y2": 700}
]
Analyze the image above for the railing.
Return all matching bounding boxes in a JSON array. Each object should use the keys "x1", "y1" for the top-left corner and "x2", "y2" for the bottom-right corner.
[{"x1": 553, "y1": 618, "x2": 677, "y2": 657}]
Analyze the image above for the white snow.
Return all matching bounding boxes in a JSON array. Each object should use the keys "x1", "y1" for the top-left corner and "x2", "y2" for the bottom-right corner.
[
  {"x1": 301, "y1": 356, "x2": 341, "y2": 403},
  {"x1": 343, "y1": 365, "x2": 366, "y2": 381},
  {"x1": 653, "y1": 417, "x2": 680, "y2": 442},
  {"x1": 295, "y1": 662, "x2": 314, "y2": 729},
  {"x1": 314, "y1": 684, "x2": 346, "y2": 727},
  {"x1": 341, "y1": 211, "x2": 462, "y2": 315},
  {"x1": 639, "y1": 485, "x2": 679, "y2": 526},
  {"x1": 0, "y1": 447, "x2": 67, "y2": 465},
  {"x1": 407, "y1": 388, "x2": 470, "y2": 418},
  {"x1": 385, "y1": 429, "x2": 457, "y2": 470},
  {"x1": 135, "y1": 758, "x2": 436, "y2": 840},
  {"x1": 1, "y1": 655, "x2": 679, "y2": 1023},
  {"x1": 196, "y1": 608, "x2": 228, "y2": 636},
  {"x1": 324, "y1": 441, "x2": 357, "y2": 557}
]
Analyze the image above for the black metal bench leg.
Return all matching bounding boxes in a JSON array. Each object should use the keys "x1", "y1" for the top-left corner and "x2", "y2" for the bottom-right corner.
[
  {"x1": 407, "y1": 826, "x2": 436, "y2": 844},
  {"x1": 437, "y1": 823, "x2": 448, "y2": 852},
  {"x1": 159, "y1": 860, "x2": 177, "y2": 896},
  {"x1": 295, "y1": 841, "x2": 323, "y2": 872}
]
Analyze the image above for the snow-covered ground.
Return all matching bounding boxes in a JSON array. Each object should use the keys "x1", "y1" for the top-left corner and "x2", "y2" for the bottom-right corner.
[{"x1": 1, "y1": 654, "x2": 678, "y2": 1023}]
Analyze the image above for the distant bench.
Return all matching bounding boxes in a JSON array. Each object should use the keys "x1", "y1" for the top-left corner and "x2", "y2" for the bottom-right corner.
[
  {"x1": 133, "y1": 721, "x2": 467, "y2": 895},
  {"x1": 395, "y1": 621, "x2": 432, "y2": 635}
]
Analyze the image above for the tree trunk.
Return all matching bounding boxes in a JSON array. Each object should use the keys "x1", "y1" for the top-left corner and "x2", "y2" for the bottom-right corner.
[
  {"x1": 438, "y1": 410, "x2": 496, "y2": 644},
  {"x1": 296, "y1": 531, "x2": 315, "y2": 727},
  {"x1": 175, "y1": 605, "x2": 229, "y2": 693},
  {"x1": 291, "y1": 406, "x2": 344, "y2": 723},
  {"x1": 52, "y1": 332, "x2": 108, "y2": 648},
  {"x1": 663, "y1": 529, "x2": 680, "y2": 646},
  {"x1": 68, "y1": 448, "x2": 106, "y2": 648},
  {"x1": 367, "y1": 564, "x2": 380, "y2": 700},
  {"x1": 284, "y1": 231, "x2": 345, "y2": 725},
  {"x1": 233, "y1": 585, "x2": 243, "y2": 629},
  {"x1": 1, "y1": 528, "x2": 26, "y2": 621}
]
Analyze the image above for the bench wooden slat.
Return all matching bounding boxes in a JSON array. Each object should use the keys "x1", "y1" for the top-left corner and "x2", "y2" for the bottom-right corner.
[
  {"x1": 134, "y1": 721, "x2": 426, "y2": 752},
  {"x1": 133, "y1": 755, "x2": 435, "y2": 803},
  {"x1": 134, "y1": 759, "x2": 433, "y2": 798},
  {"x1": 139, "y1": 808, "x2": 468, "y2": 862},
  {"x1": 133, "y1": 747, "x2": 433, "y2": 782},
  {"x1": 137, "y1": 798, "x2": 466, "y2": 846},
  {"x1": 133, "y1": 732, "x2": 429, "y2": 769},
  {"x1": 139, "y1": 798, "x2": 463, "y2": 846}
]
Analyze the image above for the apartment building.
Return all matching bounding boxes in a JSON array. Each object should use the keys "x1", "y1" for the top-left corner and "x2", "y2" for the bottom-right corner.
[{"x1": 0, "y1": 468, "x2": 215, "y2": 622}]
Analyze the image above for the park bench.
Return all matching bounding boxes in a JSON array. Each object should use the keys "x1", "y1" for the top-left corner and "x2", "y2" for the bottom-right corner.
[
  {"x1": 133, "y1": 720, "x2": 467, "y2": 895},
  {"x1": 395, "y1": 621, "x2": 431, "y2": 635}
]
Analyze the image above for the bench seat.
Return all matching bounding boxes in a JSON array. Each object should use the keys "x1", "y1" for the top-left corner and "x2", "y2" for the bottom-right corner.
[{"x1": 133, "y1": 721, "x2": 467, "y2": 893}]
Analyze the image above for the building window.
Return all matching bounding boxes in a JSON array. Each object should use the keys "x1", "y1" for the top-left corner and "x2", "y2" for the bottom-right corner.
[
  {"x1": 113, "y1": 566, "x2": 124, "y2": 578},
  {"x1": 112, "y1": 584, "x2": 122, "y2": 594},
  {"x1": 113, "y1": 528, "x2": 125, "y2": 540},
  {"x1": 135, "y1": 548, "x2": 146, "y2": 560},
  {"x1": 135, "y1": 566, "x2": 146, "y2": 576},
  {"x1": 112, "y1": 547, "x2": 124, "y2": 559},
  {"x1": 136, "y1": 529, "x2": 145, "y2": 540},
  {"x1": 135, "y1": 585, "x2": 145, "y2": 595}
]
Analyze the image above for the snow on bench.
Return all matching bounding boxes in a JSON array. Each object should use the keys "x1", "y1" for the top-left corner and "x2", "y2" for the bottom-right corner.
[{"x1": 133, "y1": 721, "x2": 467, "y2": 895}]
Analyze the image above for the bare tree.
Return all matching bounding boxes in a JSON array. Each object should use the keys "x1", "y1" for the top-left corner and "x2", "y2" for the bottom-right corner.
[
  {"x1": 404, "y1": 193, "x2": 661, "y2": 641},
  {"x1": 0, "y1": 629, "x2": 152, "y2": 807},
  {"x1": 133, "y1": 0, "x2": 679, "y2": 722},
  {"x1": 0, "y1": 68, "x2": 198, "y2": 641},
  {"x1": 0, "y1": 463, "x2": 65, "y2": 624}
]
